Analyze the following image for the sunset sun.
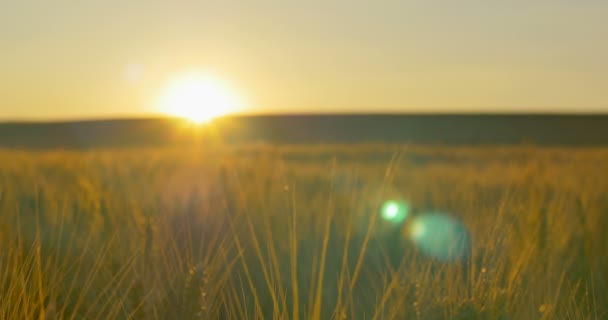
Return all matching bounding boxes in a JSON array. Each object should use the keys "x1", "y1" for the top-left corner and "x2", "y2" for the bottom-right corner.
[{"x1": 157, "y1": 73, "x2": 244, "y2": 124}]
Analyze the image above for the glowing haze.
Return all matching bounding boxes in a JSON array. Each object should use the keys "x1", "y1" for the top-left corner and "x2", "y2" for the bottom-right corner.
[
  {"x1": 156, "y1": 72, "x2": 245, "y2": 123},
  {"x1": 1, "y1": 1, "x2": 607, "y2": 120}
]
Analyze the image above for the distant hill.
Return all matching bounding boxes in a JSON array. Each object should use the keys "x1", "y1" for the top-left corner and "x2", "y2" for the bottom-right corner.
[{"x1": 1, "y1": 114, "x2": 607, "y2": 149}]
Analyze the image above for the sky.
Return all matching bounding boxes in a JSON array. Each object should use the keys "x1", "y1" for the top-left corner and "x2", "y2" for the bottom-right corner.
[{"x1": 1, "y1": 0, "x2": 607, "y2": 120}]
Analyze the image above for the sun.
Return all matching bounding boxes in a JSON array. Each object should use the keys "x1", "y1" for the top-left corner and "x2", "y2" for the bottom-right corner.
[{"x1": 157, "y1": 73, "x2": 244, "y2": 124}]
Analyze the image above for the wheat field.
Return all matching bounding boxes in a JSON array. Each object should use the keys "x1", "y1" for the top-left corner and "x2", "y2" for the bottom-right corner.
[{"x1": 0, "y1": 145, "x2": 606, "y2": 319}]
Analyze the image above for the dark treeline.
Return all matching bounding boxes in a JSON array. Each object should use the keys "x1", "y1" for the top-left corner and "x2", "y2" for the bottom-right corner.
[{"x1": 0, "y1": 114, "x2": 607, "y2": 149}]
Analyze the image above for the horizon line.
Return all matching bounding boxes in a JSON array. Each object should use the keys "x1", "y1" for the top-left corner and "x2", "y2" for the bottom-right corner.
[{"x1": 1, "y1": 110, "x2": 608, "y2": 124}]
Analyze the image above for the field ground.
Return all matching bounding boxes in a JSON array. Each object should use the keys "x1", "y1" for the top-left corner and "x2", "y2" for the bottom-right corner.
[{"x1": 0, "y1": 144, "x2": 607, "y2": 319}]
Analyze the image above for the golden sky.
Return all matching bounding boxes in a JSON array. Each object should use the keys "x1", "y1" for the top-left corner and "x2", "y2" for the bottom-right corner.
[{"x1": 1, "y1": 1, "x2": 607, "y2": 120}]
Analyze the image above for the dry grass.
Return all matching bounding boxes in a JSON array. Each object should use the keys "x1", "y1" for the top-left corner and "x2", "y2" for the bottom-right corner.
[{"x1": 0, "y1": 144, "x2": 606, "y2": 319}]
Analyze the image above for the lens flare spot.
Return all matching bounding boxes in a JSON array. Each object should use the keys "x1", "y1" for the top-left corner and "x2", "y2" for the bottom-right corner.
[
  {"x1": 407, "y1": 212, "x2": 471, "y2": 261},
  {"x1": 380, "y1": 200, "x2": 409, "y2": 224},
  {"x1": 408, "y1": 219, "x2": 426, "y2": 239},
  {"x1": 384, "y1": 203, "x2": 399, "y2": 218}
]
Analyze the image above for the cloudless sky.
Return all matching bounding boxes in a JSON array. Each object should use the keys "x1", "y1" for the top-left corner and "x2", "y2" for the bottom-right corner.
[{"x1": 1, "y1": 0, "x2": 607, "y2": 120}]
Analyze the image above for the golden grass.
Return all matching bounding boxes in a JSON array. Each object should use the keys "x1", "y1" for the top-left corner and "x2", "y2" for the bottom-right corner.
[{"x1": 0, "y1": 144, "x2": 606, "y2": 319}]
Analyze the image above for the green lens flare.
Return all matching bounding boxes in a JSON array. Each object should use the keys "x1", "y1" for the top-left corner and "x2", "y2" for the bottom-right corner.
[
  {"x1": 380, "y1": 200, "x2": 409, "y2": 224},
  {"x1": 407, "y1": 212, "x2": 471, "y2": 261}
]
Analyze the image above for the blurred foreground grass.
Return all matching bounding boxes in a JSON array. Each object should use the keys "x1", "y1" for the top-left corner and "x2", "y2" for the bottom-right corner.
[{"x1": 0, "y1": 144, "x2": 607, "y2": 319}]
